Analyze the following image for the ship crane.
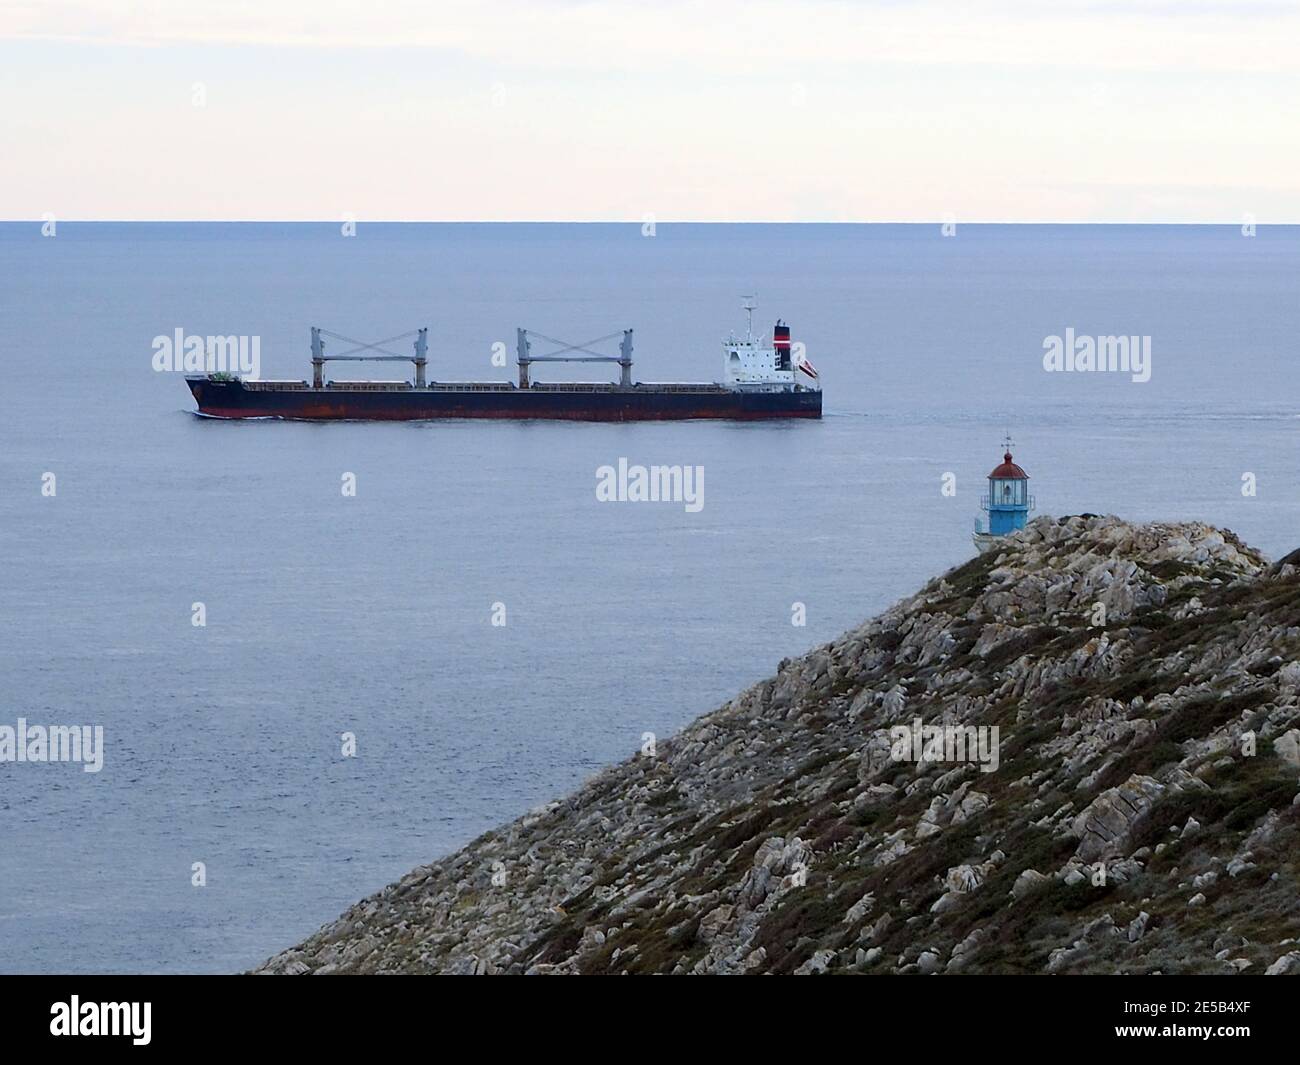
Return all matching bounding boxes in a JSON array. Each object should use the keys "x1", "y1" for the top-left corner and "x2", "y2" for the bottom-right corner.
[
  {"x1": 516, "y1": 328, "x2": 633, "y2": 389},
  {"x1": 310, "y1": 326, "x2": 430, "y2": 387}
]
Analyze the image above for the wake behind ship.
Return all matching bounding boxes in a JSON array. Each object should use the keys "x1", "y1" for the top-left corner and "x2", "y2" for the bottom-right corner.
[{"x1": 186, "y1": 300, "x2": 822, "y2": 421}]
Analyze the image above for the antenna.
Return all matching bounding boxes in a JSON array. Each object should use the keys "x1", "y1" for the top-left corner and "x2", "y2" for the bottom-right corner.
[{"x1": 741, "y1": 294, "x2": 756, "y2": 340}]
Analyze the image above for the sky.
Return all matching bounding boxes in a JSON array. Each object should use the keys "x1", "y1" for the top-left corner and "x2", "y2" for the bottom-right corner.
[{"x1": 1, "y1": 0, "x2": 1298, "y2": 222}]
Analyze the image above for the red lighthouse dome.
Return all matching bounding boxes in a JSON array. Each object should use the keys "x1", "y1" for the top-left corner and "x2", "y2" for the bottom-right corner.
[{"x1": 988, "y1": 451, "x2": 1028, "y2": 480}]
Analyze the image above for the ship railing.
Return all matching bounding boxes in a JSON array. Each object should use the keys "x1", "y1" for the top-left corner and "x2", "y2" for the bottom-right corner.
[
  {"x1": 527, "y1": 382, "x2": 619, "y2": 392},
  {"x1": 326, "y1": 380, "x2": 414, "y2": 391},
  {"x1": 631, "y1": 382, "x2": 728, "y2": 393},
  {"x1": 523, "y1": 382, "x2": 722, "y2": 393},
  {"x1": 425, "y1": 382, "x2": 517, "y2": 392},
  {"x1": 242, "y1": 380, "x2": 310, "y2": 391},
  {"x1": 980, "y1": 494, "x2": 1036, "y2": 511}
]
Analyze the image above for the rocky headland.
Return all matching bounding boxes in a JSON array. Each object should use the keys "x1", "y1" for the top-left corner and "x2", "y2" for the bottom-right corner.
[{"x1": 255, "y1": 516, "x2": 1300, "y2": 975}]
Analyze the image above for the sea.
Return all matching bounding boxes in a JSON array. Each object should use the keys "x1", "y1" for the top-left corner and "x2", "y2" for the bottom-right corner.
[{"x1": 1, "y1": 222, "x2": 1297, "y2": 973}]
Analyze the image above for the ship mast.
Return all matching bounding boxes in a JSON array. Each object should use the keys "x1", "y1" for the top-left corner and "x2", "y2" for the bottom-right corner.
[{"x1": 741, "y1": 294, "x2": 756, "y2": 342}]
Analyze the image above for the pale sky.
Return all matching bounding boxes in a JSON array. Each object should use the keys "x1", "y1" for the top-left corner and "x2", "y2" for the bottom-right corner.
[{"x1": 2, "y1": 0, "x2": 1298, "y2": 221}]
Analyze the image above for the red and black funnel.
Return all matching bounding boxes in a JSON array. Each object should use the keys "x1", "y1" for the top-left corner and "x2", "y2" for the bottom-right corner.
[{"x1": 774, "y1": 320, "x2": 791, "y2": 370}]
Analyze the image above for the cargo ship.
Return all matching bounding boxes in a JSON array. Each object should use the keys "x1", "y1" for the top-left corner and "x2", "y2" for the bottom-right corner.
[{"x1": 186, "y1": 299, "x2": 821, "y2": 421}]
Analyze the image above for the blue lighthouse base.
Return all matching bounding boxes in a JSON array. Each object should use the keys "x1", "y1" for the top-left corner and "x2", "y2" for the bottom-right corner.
[
  {"x1": 973, "y1": 507, "x2": 1032, "y2": 554},
  {"x1": 988, "y1": 509, "x2": 1028, "y2": 535}
]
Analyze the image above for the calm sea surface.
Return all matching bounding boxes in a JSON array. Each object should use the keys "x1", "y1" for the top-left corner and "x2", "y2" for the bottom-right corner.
[{"x1": 1, "y1": 223, "x2": 1297, "y2": 972}]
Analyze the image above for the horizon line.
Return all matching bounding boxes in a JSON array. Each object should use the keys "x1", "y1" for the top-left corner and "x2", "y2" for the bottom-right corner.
[{"x1": 3, "y1": 219, "x2": 1293, "y2": 226}]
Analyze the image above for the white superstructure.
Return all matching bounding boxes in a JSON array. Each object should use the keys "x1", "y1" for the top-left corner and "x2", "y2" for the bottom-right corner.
[{"x1": 722, "y1": 296, "x2": 820, "y2": 392}]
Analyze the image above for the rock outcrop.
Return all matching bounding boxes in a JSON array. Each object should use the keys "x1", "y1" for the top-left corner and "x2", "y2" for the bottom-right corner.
[{"x1": 254, "y1": 516, "x2": 1300, "y2": 975}]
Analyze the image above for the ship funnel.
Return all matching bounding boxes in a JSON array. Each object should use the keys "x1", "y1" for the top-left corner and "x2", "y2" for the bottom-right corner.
[{"x1": 774, "y1": 320, "x2": 791, "y2": 371}]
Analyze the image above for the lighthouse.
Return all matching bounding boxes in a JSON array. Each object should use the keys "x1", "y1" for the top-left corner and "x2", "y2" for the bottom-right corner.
[{"x1": 973, "y1": 439, "x2": 1034, "y2": 553}]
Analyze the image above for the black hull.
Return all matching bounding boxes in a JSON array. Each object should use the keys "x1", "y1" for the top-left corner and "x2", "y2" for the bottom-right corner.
[{"x1": 186, "y1": 378, "x2": 822, "y2": 421}]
